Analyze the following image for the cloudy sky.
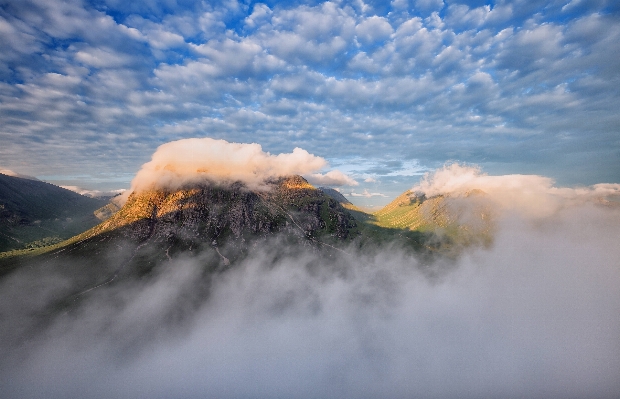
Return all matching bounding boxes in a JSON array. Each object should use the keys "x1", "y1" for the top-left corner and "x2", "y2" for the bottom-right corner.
[{"x1": 0, "y1": 0, "x2": 619, "y2": 206}]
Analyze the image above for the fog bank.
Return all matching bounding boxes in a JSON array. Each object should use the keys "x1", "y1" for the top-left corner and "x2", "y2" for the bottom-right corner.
[
  {"x1": 1, "y1": 170, "x2": 619, "y2": 398},
  {"x1": 412, "y1": 163, "x2": 620, "y2": 219}
]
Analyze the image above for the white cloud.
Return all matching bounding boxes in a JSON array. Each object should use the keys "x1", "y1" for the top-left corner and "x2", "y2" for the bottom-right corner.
[
  {"x1": 305, "y1": 170, "x2": 358, "y2": 187},
  {"x1": 129, "y1": 137, "x2": 327, "y2": 193},
  {"x1": 445, "y1": 4, "x2": 492, "y2": 29},
  {"x1": 562, "y1": 0, "x2": 583, "y2": 12},
  {"x1": 348, "y1": 189, "x2": 387, "y2": 197},
  {"x1": 355, "y1": 16, "x2": 393, "y2": 45},
  {"x1": 244, "y1": 3, "x2": 272, "y2": 29},
  {"x1": 2, "y1": 191, "x2": 620, "y2": 397},
  {"x1": 413, "y1": 0, "x2": 444, "y2": 12},
  {"x1": 0, "y1": 0, "x2": 619, "y2": 201},
  {"x1": 412, "y1": 163, "x2": 620, "y2": 219},
  {"x1": 391, "y1": 0, "x2": 408, "y2": 10},
  {"x1": 146, "y1": 29, "x2": 186, "y2": 50},
  {"x1": 0, "y1": 169, "x2": 39, "y2": 180},
  {"x1": 60, "y1": 185, "x2": 126, "y2": 198},
  {"x1": 74, "y1": 47, "x2": 134, "y2": 68}
]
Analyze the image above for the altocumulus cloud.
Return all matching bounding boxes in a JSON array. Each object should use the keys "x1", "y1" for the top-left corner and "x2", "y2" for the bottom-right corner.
[{"x1": 0, "y1": 0, "x2": 619, "y2": 196}]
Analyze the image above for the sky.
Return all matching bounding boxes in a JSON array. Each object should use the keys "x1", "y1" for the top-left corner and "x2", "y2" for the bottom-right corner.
[{"x1": 0, "y1": 0, "x2": 619, "y2": 206}]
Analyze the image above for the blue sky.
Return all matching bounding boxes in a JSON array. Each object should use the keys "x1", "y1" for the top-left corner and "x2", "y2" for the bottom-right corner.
[{"x1": 0, "y1": 0, "x2": 619, "y2": 206}]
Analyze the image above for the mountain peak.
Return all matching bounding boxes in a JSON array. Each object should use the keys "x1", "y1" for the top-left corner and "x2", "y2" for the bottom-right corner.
[
  {"x1": 50, "y1": 175, "x2": 359, "y2": 270},
  {"x1": 276, "y1": 175, "x2": 315, "y2": 190}
]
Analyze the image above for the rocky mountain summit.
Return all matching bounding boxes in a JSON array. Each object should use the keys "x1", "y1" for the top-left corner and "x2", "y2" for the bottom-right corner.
[
  {"x1": 0, "y1": 176, "x2": 358, "y2": 275},
  {"x1": 90, "y1": 175, "x2": 357, "y2": 247}
]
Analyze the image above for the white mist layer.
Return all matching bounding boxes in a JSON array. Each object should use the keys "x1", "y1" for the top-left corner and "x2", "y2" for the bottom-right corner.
[
  {"x1": 129, "y1": 138, "x2": 355, "y2": 194},
  {"x1": 60, "y1": 185, "x2": 126, "y2": 198},
  {"x1": 1, "y1": 168, "x2": 620, "y2": 398},
  {"x1": 412, "y1": 163, "x2": 620, "y2": 219}
]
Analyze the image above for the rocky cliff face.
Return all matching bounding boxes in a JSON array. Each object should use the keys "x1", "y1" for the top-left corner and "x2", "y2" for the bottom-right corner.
[
  {"x1": 67, "y1": 176, "x2": 358, "y2": 264},
  {"x1": 0, "y1": 175, "x2": 360, "y2": 288}
]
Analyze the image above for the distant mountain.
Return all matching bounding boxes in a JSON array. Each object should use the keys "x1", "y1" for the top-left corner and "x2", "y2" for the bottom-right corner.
[
  {"x1": 0, "y1": 173, "x2": 107, "y2": 252},
  {"x1": 372, "y1": 189, "x2": 493, "y2": 248},
  {"x1": 318, "y1": 187, "x2": 351, "y2": 204}
]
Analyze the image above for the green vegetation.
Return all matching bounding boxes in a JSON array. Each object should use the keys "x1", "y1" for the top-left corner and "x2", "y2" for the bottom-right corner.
[{"x1": 0, "y1": 173, "x2": 107, "y2": 252}]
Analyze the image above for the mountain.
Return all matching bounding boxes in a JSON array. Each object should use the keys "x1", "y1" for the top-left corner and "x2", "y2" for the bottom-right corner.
[
  {"x1": 318, "y1": 187, "x2": 351, "y2": 204},
  {"x1": 0, "y1": 175, "x2": 493, "y2": 348},
  {"x1": 0, "y1": 176, "x2": 496, "y2": 306},
  {"x1": 0, "y1": 173, "x2": 107, "y2": 252},
  {"x1": 371, "y1": 189, "x2": 494, "y2": 248},
  {"x1": 85, "y1": 175, "x2": 358, "y2": 248},
  {"x1": 0, "y1": 175, "x2": 359, "y2": 277}
]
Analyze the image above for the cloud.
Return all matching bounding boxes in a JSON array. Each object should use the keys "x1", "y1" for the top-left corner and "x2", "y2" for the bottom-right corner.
[
  {"x1": 244, "y1": 3, "x2": 272, "y2": 29},
  {"x1": 413, "y1": 0, "x2": 444, "y2": 13},
  {"x1": 305, "y1": 170, "x2": 358, "y2": 187},
  {"x1": 0, "y1": 0, "x2": 619, "y2": 203},
  {"x1": 355, "y1": 16, "x2": 393, "y2": 45},
  {"x1": 74, "y1": 47, "x2": 135, "y2": 68},
  {"x1": 60, "y1": 185, "x2": 126, "y2": 198},
  {"x1": 129, "y1": 137, "x2": 327, "y2": 193},
  {"x1": 348, "y1": 189, "x2": 387, "y2": 197},
  {"x1": 412, "y1": 163, "x2": 620, "y2": 219},
  {"x1": 0, "y1": 169, "x2": 39, "y2": 181}
]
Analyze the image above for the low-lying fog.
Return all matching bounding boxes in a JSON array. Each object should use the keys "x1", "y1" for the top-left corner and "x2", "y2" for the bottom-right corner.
[{"x1": 1, "y1": 165, "x2": 619, "y2": 399}]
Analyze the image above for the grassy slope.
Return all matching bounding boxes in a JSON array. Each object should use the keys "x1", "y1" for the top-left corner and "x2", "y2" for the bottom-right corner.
[{"x1": 0, "y1": 173, "x2": 106, "y2": 251}]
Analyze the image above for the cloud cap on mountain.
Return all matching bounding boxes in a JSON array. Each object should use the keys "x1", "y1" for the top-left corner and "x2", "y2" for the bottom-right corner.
[
  {"x1": 129, "y1": 138, "x2": 328, "y2": 193},
  {"x1": 412, "y1": 163, "x2": 620, "y2": 219}
]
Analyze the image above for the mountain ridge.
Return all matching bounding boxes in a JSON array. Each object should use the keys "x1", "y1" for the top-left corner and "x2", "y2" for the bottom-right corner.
[
  {"x1": 0, "y1": 176, "x2": 361, "y2": 274},
  {"x1": 0, "y1": 173, "x2": 107, "y2": 251}
]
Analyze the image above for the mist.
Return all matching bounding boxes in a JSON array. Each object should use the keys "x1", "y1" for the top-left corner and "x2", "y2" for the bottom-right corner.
[
  {"x1": 1, "y1": 168, "x2": 619, "y2": 398},
  {"x1": 412, "y1": 163, "x2": 620, "y2": 219}
]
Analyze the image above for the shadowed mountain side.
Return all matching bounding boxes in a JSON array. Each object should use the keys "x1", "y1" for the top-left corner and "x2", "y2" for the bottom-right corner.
[
  {"x1": 319, "y1": 186, "x2": 373, "y2": 225},
  {"x1": 0, "y1": 173, "x2": 107, "y2": 252},
  {"x1": 318, "y1": 187, "x2": 351, "y2": 204}
]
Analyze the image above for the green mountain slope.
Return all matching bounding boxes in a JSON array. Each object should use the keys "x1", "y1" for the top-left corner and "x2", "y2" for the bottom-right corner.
[
  {"x1": 372, "y1": 189, "x2": 494, "y2": 248},
  {"x1": 0, "y1": 173, "x2": 107, "y2": 251}
]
